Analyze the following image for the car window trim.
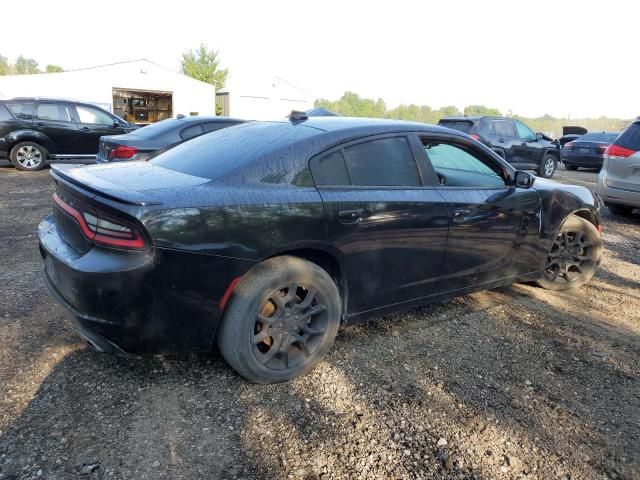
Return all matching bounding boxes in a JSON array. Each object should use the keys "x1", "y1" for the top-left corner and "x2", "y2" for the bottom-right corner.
[
  {"x1": 309, "y1": 132, "x2": 429, "y2": 189},
  {"x1": 417, "y1": 133, "x2": 514, "y2": 188}
]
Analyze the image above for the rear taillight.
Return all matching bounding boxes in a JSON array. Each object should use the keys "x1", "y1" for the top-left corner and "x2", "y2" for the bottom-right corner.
[
  {"x1": 470, "y1": 133, "x2": 481, "y2": 141},
  {"x1": 605, "y1": 144, "x2": 636, "y2": 158},
  {"x1": 108, "y1": 145, "x2": 138, "y2": 160},
  {"x1": 53, "y1": 193, "x2": 146, "y2": 250},
  {"x1": 565, "y1": 142, "x2": 574, "y2": 148}
]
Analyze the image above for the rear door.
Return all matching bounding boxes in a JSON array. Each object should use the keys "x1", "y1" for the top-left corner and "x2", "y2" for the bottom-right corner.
[
  {"x1": 33, "y1": 102, "x2": 78, "y2": 154},
  {"x1": 417, "y1": 134, "x2": 541, "y2": 294},
  {"x1": 605, "y1": 122, "x2": 640, "y2": 193},
  {"x1": 488, "y1": 119, "x2": 519, "y2": 163},
  {"x1": 311, "y1": 134, "x2": 449, "y2": 314},
  {"x1": 72, "y1": 104, "x2": 127, "y2": 154}
]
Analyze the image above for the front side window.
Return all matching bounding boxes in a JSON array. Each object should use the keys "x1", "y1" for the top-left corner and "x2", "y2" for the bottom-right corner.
[
  {"x1": 36, "y1": 103, "x2": 73, "y2": 123},
  {"x1": 312, "y1": 137, "x2": 421, "y2": 187},
  {"x1": 515, "y1": 121, "x2": 535, "y2": 141},
  {"x1": 76, "y1": 105, "x2": 114, "y2": 126},
  {"x1": 423, "y1": 140, "x2": 505, "y2": 188},
  {"x1": 6, "y1": 102, "x2": 35, "y2": 120}
]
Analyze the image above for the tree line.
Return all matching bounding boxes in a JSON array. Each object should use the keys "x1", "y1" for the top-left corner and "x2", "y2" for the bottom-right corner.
[
  {"x1": 0, "y1": 54, "x2": 63, "y2": 75},
  {"x1": 316, "y1": 91, "x2": 631, "y2": 137}
]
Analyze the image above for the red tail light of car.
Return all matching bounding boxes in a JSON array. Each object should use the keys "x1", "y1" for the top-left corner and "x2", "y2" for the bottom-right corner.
[
  {"x1": 564, "y1": 142, "x2": 574, "y2": 148},
  {"x1": 53, "y1": 193, "x2": 147, "y2": 250},
  {"x1": 108, "y1": 145, "x2": 139, "y2": 160},
  {"x1": 470, "y1": 133, "x2": 481, "y2": 141},
  {"x1": 605, "y1": 144, "x2": 637, "y2": 158}
]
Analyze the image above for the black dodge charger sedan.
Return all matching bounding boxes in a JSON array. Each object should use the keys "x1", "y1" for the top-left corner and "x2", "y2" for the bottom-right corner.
[{"x1": 38, "y1": 116, "x2": 603, "y2": 383}]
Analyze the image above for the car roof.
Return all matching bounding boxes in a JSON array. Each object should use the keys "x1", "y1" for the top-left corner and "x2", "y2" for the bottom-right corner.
[
  {"x1": 172, "y1": 115, "x2": 245, "y2": 124},
  {"x1": 1, "y1": 97, "x2": 110, "y2": 110},
  {"x1": 439, "y1": 115, "x2": 509, "y2": 122},
  {"x1": 279, "y1": 116, "x2": 455, "y2": 136}
]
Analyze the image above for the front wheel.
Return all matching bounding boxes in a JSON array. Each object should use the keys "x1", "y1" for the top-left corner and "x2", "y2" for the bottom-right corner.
[
  {"x1": 538, "y1": 154, "x2": 557, "y2": 178},
  {"x1": 217, "y1": 256, "x2": 341, "y2": 383},
  {"x1": 10, "y1": 142, "x2": 48, "y2": 171},
  {"x1": 536, "y1": 215, "x2": 602, "y2": 291}
]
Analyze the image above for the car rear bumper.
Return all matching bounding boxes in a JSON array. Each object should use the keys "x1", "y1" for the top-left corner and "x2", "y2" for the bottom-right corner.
[
  {"x1": 38, "y1": 213, "x2": 255, "y2": 353},
  {"x1": 597, "y1": 173, "x2": 640, "y2": 208},
  {"x1": 563, "y1": 154, "x2": 604, "y2": 167}
]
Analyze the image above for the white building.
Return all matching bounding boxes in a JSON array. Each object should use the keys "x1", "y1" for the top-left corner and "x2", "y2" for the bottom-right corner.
[
  {"x1": 0, "y1": 59, "x2": 216, "y2": 123},
  {"x1": 217, "y1": 75, "x2": 314, "y2": 120}
]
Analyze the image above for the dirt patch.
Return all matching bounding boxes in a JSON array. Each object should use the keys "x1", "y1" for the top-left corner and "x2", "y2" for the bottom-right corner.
[{"x1": 1, "y1": 163, "x2": 638, "y2": 479}]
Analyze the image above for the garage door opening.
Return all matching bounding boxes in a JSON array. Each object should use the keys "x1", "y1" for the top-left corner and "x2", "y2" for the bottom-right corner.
[{"x1": 112, "y1": 88, "x2": 172, "y2": 125}]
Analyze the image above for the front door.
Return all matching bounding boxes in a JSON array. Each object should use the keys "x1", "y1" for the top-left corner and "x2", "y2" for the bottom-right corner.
[
  {"x1": 72, "y1": 104, "x2": 127, "y2": 154},
  {"x1": 33, "y1": 102, "x2": 78, "y2": 154},
  {"x1": 512, "y1": 120, "x2": 541, "y2": 168},
  {"x1": 311, "y1": 134, "x2": 449, "y2": 314},
  {"x1": 418, "y1": 135, "x2": 541, "y2": 294}
]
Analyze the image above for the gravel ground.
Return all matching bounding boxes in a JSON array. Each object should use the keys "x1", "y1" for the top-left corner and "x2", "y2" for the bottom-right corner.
[{"x1": 0, "y1": 162, "x2": 638, "y2": 480}]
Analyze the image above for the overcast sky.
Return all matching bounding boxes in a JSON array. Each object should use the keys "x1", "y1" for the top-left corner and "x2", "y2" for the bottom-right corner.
[{"x1": 2, "y1": 0, "x2": 638, "y2": 118}]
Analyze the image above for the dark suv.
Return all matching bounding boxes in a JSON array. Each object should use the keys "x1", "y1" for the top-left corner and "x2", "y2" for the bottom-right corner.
[
  {"x1": 438, "y1": 116, "x2": 560, "y2": 178},
  {"x1": 0, "y1": 97, "x2": 135, "y2": 171}
]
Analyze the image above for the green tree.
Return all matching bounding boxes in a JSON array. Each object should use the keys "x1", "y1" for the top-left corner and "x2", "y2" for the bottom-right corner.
[
  {"x1": 14, "y1": 55, "x2": 39, "y2": 75},
  {"x1": 463, "y1": 104, "x2": 501, "y2": 116},
  {"x1": 45, "y1": 64, "x2": 64, "y2": 73},
  {"x1": 181, "y1": 44, "x2": 229, "y2": 90},
  {"x1": 0, "y1": 55, "x2": 9, "y2": 75}
]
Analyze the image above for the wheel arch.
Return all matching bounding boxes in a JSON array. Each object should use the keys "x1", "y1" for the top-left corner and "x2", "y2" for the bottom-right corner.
[
  {"x1": 6, "y1": 130, "x2": 54, "y2": 155},
  {"x1": 543, "y1": 147, "x2": 560, "y2": 159},
  {"x1": 570, "y1": 208, "x2": 599, "y2": 228}
]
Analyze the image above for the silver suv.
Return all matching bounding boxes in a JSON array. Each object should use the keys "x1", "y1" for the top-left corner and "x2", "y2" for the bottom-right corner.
[{"x1": 597, "y1": 119, "x2": 640, "y2": 214}]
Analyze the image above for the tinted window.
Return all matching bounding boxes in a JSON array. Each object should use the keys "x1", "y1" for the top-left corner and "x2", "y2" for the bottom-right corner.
[
  {"x1": 616, "y1": 123, "x2": 640, "y2": 151},
  {"x1": 36, "y1": 103, "x2": 73, "y2": 122},
  {"x1": 342, "y1": 137, "x2": 420, "y2": 187},
  {"x1": 424, "y1": 140, "x2": 505, "y2": 188},
  {"x1": 578, "y1": 132, "x2": 619, "y2": 143},
  {"x1": 76, "y1": 105, "x2": 114, "y2": 125},
  {"x1": 492, "y1": 120, "x2": 515, "y2": 137},
  {"x1": 125, "y1": 118, "x2": 184, "y2": 140},
  {"x1": 514, "y1": 121, "x2": 535, "y2": 141},
  {"x1": 0, "y1": 104, "x2": 12, "y2": 121},
  {"x1": 151, "y1": 121, "x2": 318, "y2": 180},
  {"x1": 438, "y1": 120, "x2": 474, "y2": 133},
  {"x1": 6, "y1": 102, "x2": 35, "y2": 120},
  {"x1": 202, "y1": 121, "x2": 238, "y2": 133},
  {"x1": 180, "y1": 124, "x2": 204, "y2": 140},
  {"x1": 313, "y1": 150, "x2": 351, "y2": 185}
]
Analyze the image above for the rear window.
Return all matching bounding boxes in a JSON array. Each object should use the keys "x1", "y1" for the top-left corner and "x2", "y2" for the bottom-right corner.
[
  {"x1": 438, "y1": 120, "x2": 474, "y2": 134},
  {"x1": 126, "y1": 118, "x2": 186, "y2": 140},
  {"x1": 6, "y1": 101, "x2": 34, "y2": 120},
  {"x1": 615, "y1": 123, "x2": 640, "y2": 151},
  {"x1": 579, "y1": 132, "x2": 619, "y2": 143},
  {"x1": 151, "y1": 121, "x2": 318, "y2": 180}
]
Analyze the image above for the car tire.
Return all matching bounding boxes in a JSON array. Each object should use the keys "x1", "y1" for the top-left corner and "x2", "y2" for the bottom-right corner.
[
  {"x1": 605, "y1": 203, "x2": 633, "y2": 215},
  {"x1": 535, "y1": 215, "x2": 602, "y2": 291},
  {"x1": 9, "y1": 142, "x2": 48, "y2": 171},
  {"x1": 217, "y1": 256, "x2": 341, "y2": 384},
  {"x1": 564, "y1": 163, "x2": 579, "y2": 171},
  {"x1": 538, "y1": 154, "x2": 557, "y2": 178}
]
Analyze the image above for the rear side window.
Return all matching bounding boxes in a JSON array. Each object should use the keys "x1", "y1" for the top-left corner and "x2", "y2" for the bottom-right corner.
[
  {"x1": 0, "y1": 104, "x2": 11, "y2": 121},
  {"x1": 180, "y1": 124, "x2": 204, "y2": 140},
  {"x1": 614, "y1": 123, "x2": 640, "y2": 151},
  {"x1": 36, "y1": 103, "x2": 73, "y2": 123},
  {"x1": 438, "y1": 120, "x2": 474, "y2": 134},
  {"x1": 491, "y1": 120, "x2": 516, "y2": 137},
  {"x1": 6, "y1": 102, "x2": 35, "y2": 120},
  {"x1": 313, "y1": 150, "x2": 351, "y2": 185}
]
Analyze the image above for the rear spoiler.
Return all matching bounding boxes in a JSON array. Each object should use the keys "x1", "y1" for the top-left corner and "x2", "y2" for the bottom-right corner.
[{"x1": 50, "y1": 164, "x2": 163, "y2": 206}]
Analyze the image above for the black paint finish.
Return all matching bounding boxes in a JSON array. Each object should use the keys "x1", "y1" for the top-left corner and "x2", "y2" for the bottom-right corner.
[{"x1": 38, "y1": 117, "x2": 602, "y2": 353}]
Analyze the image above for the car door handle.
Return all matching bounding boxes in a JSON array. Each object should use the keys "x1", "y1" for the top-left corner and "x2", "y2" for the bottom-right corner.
[
  {"x1": 79, "y1": 127, "x2": 90, "y2": 131},
  {"x1": 338, "y1": 209, "x2": 362, "y2": 224},
  {"x1": 452, "y1": 209, "x2": 471, "y2": 223},
  {"x1": 498, "y1": 138, "x2": 505, "y2": 143}
]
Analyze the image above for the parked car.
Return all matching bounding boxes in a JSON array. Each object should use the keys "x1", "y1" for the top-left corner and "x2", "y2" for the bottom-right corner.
[
  {"x1": 39, "y1": 116, "x2": 603, "y2": 383},
  {"x1": 0, "y1": 97, "x2": 135, "y2": 171},
  {"x1": 559, "y1": 126, "x2": 588, "y2": 148},
  {"x1": 597, "y1": 118, "x2": 640, "y2": 214},
  {"x1": 437, "y1": 116, "x2": 560, "y2": 178},
  {"x1": 96, "y1": 115, "x2": 245, "y2": 163},
  {"x1": 562, "y1": 132, "x2": 620, "y2": 171}
]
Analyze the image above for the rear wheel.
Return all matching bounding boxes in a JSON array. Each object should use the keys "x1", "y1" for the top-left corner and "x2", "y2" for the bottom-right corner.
[
  {"x1": 10, "y1": 142, "x2": 48, "y2": 171},
  {"x1": 217, "y1": 256, "x2": 341, "y2": 383},
  {"x1": 536, "y1": 215, "x2": 602, "y2": 291},
  {"x1": 538, "y1": 154, "x2": 557, "y2": 178},
  {"x1": 564, "y1": 163, "x2": 579, "y2": 171},
  {"x1": 605, "y1": 203, "x2": 634, "y2": 215}
]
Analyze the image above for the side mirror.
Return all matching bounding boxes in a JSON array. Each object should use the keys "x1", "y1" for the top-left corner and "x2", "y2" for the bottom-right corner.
[
  {"x1": 536, "y1": 132, "x2": 543, "y2": 140},
  {"x1": 515, "y1": 170, "x2": 535, "y2": 188},
  {"x1": 113, "y1": 119, "x2": 121, "y2": 128}
]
